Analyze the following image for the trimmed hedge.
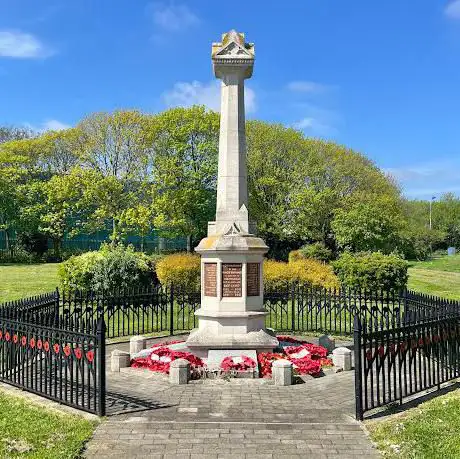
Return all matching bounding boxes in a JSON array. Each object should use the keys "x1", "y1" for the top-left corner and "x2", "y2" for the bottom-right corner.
[{"x1": 332, "y1": 251, "x2": 408, "y2": 292}]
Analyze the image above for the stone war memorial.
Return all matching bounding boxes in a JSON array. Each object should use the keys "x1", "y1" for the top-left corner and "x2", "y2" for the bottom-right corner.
[
  {"x1": 186, "y1": 30, "x2": 279, "y2": 359},
  {"x1": 3, "y1": 21, "x2": 460, "y2": 459}
]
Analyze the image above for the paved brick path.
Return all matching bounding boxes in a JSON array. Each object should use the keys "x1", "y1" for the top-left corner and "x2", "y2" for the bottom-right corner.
[{"x1": 85, "y1": 353, "x2": 380, "y2": 459}]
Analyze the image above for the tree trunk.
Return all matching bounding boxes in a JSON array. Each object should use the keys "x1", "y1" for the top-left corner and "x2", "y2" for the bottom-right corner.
[{"x1": 187, "y1": 235, "x2": 192, "y2": 253}]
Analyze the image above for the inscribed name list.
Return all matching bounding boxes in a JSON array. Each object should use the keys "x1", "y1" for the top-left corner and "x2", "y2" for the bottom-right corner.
[
  {"x1": 246, "y1": 262, "x2": 260, "y2": 296},
  {"x1": 222, "y1": 263, "x2": 242, "y2": 297},
  {"x1": 204, "y1": 263, "x2": 217, "y2": 297}
]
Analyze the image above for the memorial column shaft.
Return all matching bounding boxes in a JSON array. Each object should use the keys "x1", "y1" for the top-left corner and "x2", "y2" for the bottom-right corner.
[{"x1": 216, "y1": 72, "x2": 248, "y2": 221}]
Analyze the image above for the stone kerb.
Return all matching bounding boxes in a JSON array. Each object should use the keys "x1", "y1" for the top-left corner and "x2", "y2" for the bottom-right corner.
[
  {"x1": 130, "y1": 335, "x2": 146, "y2": 357},
  {"x1": 272, "y1": 359, "x2": 293, "y2": 386},
  {"x1": 169, "y1": 358, "x2": 190, "y2": 385},
  {"x1": 332, "y1": 347, "x2": 352, "y2": 371},
  {"x1": 111, "y1": 349, "x2": 130, "y2": 373}
]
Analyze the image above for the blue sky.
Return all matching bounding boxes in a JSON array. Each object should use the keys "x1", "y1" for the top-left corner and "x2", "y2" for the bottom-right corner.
[{"x1": 1, "y1": 0, "x2": 460, "y2": 199}]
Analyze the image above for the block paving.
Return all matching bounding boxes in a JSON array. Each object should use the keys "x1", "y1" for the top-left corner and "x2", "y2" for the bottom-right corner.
[{"x1": 85, "y1": 357, "x2": 380, "y2": 459}]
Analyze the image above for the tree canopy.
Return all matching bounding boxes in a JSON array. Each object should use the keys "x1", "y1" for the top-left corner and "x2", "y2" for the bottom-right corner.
[{"x1": 0, "y1": 107, "x2": 456, "y2": 260}]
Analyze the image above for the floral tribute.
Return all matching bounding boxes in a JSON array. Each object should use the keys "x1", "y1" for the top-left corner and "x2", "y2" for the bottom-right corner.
[
  {"x1": 130, "y1": 340, "x2": 203, "y2": 376},
  {"x1": 258, "y1": 336, "x2": 332, "y2": 378},
  {"x1": 220, "y1": 355, "x2": 256, "y2": 372},
  {"x1": 130, "y1": 336, "x2": 332, "y2": 379}
]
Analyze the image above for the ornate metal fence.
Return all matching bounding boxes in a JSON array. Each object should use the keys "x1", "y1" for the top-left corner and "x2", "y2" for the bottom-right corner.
[
  {"x1": 0, "y1": 315, "x2": 105, "y2": 415},
  {"x1": 354, "y1": 302, "x2": 460, "y2": 420},
  {"x1": 264, "y1": 286, "x2": 411, "y2": 335},
  {"x1": 2, "y1": 285, "x2": 459, "y2": 419}
]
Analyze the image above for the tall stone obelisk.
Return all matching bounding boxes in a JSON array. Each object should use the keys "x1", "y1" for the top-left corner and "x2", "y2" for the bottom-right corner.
[{"x1": 186, "y1": 30, "x2": 278, "y2": 357}]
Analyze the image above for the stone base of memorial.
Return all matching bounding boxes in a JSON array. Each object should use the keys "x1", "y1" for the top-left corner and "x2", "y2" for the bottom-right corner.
[
  {"x1": 186, "y1": 230, "x2": 278, "y2": 358},
  {"x1": 129, "y1": 335, "x2": 333, "y2": 381}
]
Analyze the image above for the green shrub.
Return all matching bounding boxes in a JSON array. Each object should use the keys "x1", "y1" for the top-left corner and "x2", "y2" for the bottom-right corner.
[
  {"x1": 155, "y1": 253, "x2": 200, "y2": 290},
  {"x1": 58, "y1": 243, "x2": 153, "y2": 291},
  {"x1": 289, "y1": 242, "x2": 333, "y2": 263},
  {"x1": 332, "y1": 251, "x2": 408, "y2": 292}
]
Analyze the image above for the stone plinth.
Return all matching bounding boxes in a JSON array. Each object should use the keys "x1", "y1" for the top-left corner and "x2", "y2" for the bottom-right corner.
[
  {"x1": 187, "y1": 233, "x2": 278, "y2": 357},
  {"x1": 130, "y1": 335, "x2": 146, "y2": 357}
]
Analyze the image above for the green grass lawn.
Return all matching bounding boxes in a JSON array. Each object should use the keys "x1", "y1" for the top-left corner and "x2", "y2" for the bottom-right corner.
[
  {"x1": 0, "y1": 389, "x2": 96, "y2": 458},
  {"x1": 408, "y1": 253, "x2": 460, "y2": 273},
  {"x1": 407, "y1": 267, "x2": 460, "y2": 300},
  {"x1": 367, "y1": 389, "x2": 460, "y2": 458},
  {"x1": 407, "y1": 253, "x2": 460, "y2": 300},
  {"x1": 0, "y1": 264, "x2": 60, "y2": 303}
]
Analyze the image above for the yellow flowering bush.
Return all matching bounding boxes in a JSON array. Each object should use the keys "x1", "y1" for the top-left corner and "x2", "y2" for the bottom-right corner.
[
  {"x1": 263, "y1": 258, "x2": 339, "y2": 291},
  {"x1": 290, "y1": 259, "x2": 339, "y2": 289},
  {"x1": 155, "y1": 253, "x2": 201, "y2": 290}
]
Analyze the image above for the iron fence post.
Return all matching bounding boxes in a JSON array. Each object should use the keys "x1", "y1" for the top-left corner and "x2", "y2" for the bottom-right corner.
[
  {"x1": 54, "y1": 287, "x2": 60, "y2": 318},
  {"x1": 354, "y1": 315, "x2": 364, "y2": 421},
  {"x1": 97, "y1": 317, "x2": 106, "y2": 416},
  {"x1": 169, "y1": 284, "x2": 174, "y2": 336},
  {"x1": 291, "y1": 283, "x2": 296, "y2": 332}
]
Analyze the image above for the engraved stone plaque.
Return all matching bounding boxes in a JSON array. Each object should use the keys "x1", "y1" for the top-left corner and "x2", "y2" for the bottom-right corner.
[
  {"x1": 246, "y1": 262, "x2": 260, "y2": 296},
  {"x1": 204, "y1": 263, "x2": 217, "y2": 297},
  {"x1": 222, "y1": 263, "x2": 242, "y2": 297}
]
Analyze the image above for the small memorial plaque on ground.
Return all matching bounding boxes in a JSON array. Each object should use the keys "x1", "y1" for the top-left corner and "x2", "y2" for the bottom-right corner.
[
  {"x1": 222, "y1": 263, "x2": 242, "y2": 297},
  {"x1": 207, "y1": 349, "x2": 259, "y2": 377}
]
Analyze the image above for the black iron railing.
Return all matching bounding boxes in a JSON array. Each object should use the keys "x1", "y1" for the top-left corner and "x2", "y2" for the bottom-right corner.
[
  {"x1": 354, "y1": 303, "x2": 460, "y2": 420},
  {"x1": 0, "y1": 315, "x2": 105, "y2": 415},
  {"x1": 1, "y1": 285, "x2": 459, "y2": 419}
]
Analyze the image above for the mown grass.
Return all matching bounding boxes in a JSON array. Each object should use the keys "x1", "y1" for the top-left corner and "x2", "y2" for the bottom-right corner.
[
  {"x1": 407, "y1": 268, "x2": 460, "y2": 300},
  {"x1": 367, "y1": 389, "x2": 460, "y2": 459},
  {"x1": 0, "y1": 264, "x2": 60, "y2": 303},
  {"x1": 0, "y1": 389, "x2": 96, "y2": 459},
  {"x1": 408, "y1": 253, "x2": 460, "y2": 273}
]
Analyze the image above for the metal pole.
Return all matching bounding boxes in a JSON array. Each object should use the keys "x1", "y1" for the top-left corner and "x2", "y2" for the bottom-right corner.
[
  {"x1": 429, "y1": 200, "x2": 432, "y2": 230},
  {"x1": 169, "y1": 284, "x2": 174, "y2": 336}
]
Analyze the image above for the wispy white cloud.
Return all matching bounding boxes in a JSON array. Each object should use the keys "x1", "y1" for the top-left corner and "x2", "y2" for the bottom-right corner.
[
  {"x1": 384, "y1": 159, "x2": 460, "y2": 198},
  {"x1": 445, "y1": 0, "x2": 460, "y2": 19},
  {"x1": 292, "y1": 116, "x2": 337, "y2": 136},
  {"x1": 286, "y1": 81, "x2": 330, "y2": 94},
  {"x1": 162, "y1": 80, "x2": 256, "y2": 113},
  {"x1": 148, "y1": 2, "x2": 199, "y2": 35},
  {"x1": 25, "y1": 119, "x2": 71, "y2": 132},
  {"x1": 0, "y1": 30, "x2": 54, "y2": 58},
  {"x1": 42, "y1": 120, "x2": 71, "y2": 131}
]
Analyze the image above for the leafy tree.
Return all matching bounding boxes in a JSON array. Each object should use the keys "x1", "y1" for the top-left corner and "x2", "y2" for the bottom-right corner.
[
  {"x1": 331, "y1": 194, "x2": 404, "y2": 252},
  {"x1": 119, "y1": 203, "x2": 155, "y2": 251},
  {"x1": 0, "y1": 125, "x2": 35, "y2": 144},
  {"x1": 147, "y1": 106, "x2": 219, "y2": 250},
  {"x1": 247, "y1": 122, "x2": 403, "y2": 257},
  {"x1": 36, "y1": 128, "x2": 82, "y2": 174},
  {"x1": 78, "y1": 110, "x2": 150, "y2": 181},
  {"x1": 434, "y1": 193, "x2": 460, "y2": 248}
]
